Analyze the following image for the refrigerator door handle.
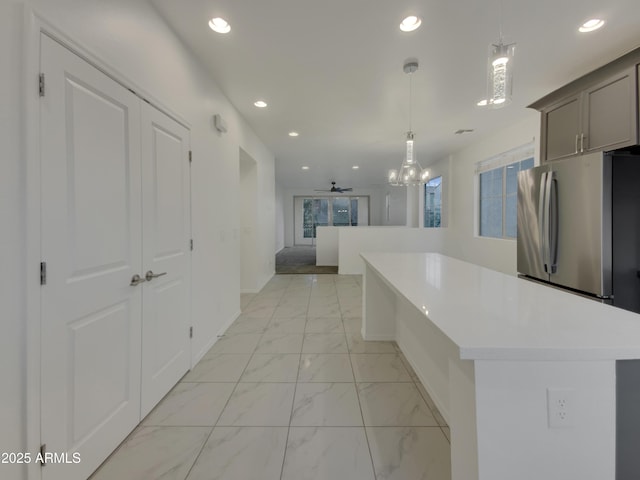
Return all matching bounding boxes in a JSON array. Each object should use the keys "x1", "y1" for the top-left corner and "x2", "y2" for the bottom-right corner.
[
  {"x1": 548, "y1": 175, "x2": 558, "y2": 274},
  {"x1": 538, "y1": 172, "x2": 549, "y2": 272}
]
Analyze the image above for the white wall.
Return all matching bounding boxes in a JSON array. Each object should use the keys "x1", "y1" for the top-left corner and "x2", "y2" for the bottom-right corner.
[
  {"x1": 240, "y1": 149, "x2": 260, "y2": 292},
  {"x1": 316, "y1": 227, "x2": 340, "y2": 266},
  {"x1": 275, "y1": 182, "x2": 285, "y2": 252},
  {"x1": 0, "y1": 3, "x2": 26, "y2": 479},
  {"x1": 338, "y1": 227, "x2": 447, "y2": 274},
  {"x1": 2, "y1": 2, "x2": 276, "y2": 479},
  {"x1": 379, "y1": 184, "x2": 407, "y2": 226},
  {"x1": 282, "y1": 186, "x2": 384, "y2": 247},
  {"x1": 433, "y1": 113, "x2": 540, "y2": 275}
]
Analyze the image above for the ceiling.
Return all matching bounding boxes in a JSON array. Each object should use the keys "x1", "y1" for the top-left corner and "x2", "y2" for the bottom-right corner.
[{"x1": 150, "y1": 0, "x2": 640, "y2": 189}]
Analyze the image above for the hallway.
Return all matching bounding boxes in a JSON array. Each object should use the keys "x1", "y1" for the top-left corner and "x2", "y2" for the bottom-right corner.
[{"x1": 90, "y1": 274, "x2": 451, "y2": 479}]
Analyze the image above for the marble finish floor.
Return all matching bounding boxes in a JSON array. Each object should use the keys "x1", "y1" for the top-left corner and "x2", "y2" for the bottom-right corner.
[{"x1": 91, "y1": 274, "x2": 451, "y2": 480}]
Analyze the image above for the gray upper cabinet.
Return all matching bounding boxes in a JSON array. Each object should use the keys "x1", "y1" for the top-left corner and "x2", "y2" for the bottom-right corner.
[
  {"x1": 538, "y1": 66, "x2": 638, "y2": 162},
  {"x1": 583, "y1": 67, "x2": 637, "y2": 153},
  {"x1": 543, "y1": 94, "x2": 581, "y2": 161}
]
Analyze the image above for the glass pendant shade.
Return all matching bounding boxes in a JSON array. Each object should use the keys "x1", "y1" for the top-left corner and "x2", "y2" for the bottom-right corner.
[
  {"x1": 487, "y1": 41, "x2": 515, "y2": 108},
  {"x1": 388, "y1": 131, "x2": 429, "y2": 186}
]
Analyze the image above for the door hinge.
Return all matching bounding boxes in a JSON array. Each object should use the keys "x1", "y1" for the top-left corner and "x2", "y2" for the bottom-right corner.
[
  {"x1": 190, "y1": 239, "x2": 194, "y2": 251},
  {"x1": 189, "y1": 150, "x2": 192, "y2": 163},
  {"x1": 39, "y1": 73, "x2": 45, "y2": 97},
  {"x1": 189, "y1": 326, "x2": 193, "y2": 339},
  {"x1": 40, "y1": 262, "x2": 47, "y2": 285},
  {"x1": 39, "y1": 443, "x2": 46, "y2": 466}
]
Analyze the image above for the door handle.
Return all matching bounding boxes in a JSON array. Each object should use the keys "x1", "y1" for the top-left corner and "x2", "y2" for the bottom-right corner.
[
  {"x1": 574, "y1": 134, "x2": 579, "y2": 154},
  {"x1": 145, "y1": 270, "x2": 167, "y2": 282},
  {"x1": 130, "y1": 274, "x2": 146, "y2": 286},
  {"x1": 538, "y1": 172, "x2": 548, "y2": 270},
  {"x1": 580, "y1": 133, "x2": 586, "y2": 152},
  {"x1": 547, "y1": 176, "x2": 558, "y2": 274}
]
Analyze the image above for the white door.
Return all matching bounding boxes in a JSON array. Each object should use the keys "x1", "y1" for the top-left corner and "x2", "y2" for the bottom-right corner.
[
  {"x1": 140, "y1": 103, "x2": 191, "y2": 417},
  {"x1": 40, "y1": 34, "x2": 142, "y2": 480}
]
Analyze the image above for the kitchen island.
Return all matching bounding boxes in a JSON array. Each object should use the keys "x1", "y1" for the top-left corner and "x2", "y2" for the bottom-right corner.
[{"x1": 361, "y1": 252, "x2": 640, "y2": 480}]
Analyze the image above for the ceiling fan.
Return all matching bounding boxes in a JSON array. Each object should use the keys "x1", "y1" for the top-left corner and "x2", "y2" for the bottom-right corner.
[{"x1": 314, "y1": 181, "x2": 353, "y2": 193}]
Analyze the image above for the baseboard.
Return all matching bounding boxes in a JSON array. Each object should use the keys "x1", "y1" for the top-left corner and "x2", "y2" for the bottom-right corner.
[
  {"x1": 241, "y1": 272, "x2": 274, "y2": 294},
  {"x1": 218, "y1": 309, "x2": 242, "y2": 336},
  {"x1": 191, "y1": 309, "x2": 242, "y2": 367},
  {"x1": 241, "y1": 288, "x2": 261, "y2": 294},
  {"x1": 361, "y1": 329, "x2": 396, "y2": 342}
]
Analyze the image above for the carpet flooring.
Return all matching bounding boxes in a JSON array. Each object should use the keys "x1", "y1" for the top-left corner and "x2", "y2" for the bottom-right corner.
[{"x1": 275, "y1": 246, "x2": 338, "y2": 274}]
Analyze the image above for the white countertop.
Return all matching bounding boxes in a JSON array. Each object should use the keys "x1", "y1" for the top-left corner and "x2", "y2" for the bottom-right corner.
[{"x1": 361, "y1": 252, "x2": 640, "y2": 361}]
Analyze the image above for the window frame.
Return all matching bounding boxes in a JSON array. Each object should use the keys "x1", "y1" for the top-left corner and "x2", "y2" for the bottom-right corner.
[
  {"x1": 476, "y1": 143, "x2": 535, "y2": 240},
  {"x1": 300, "y1": 195, "x2": 369, "y2": 239},
  {"x1": 423, "y1": 176, "x2": 442, "y2": 228}
]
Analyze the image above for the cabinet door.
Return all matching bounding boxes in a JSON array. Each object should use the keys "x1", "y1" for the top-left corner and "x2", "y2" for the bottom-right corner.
[
  {"x1": 583, "y1": 67, "x2": 637, "y2": 153},
  {"x1": 542, "y1": 94, "x2": 581, "y2": 162}
]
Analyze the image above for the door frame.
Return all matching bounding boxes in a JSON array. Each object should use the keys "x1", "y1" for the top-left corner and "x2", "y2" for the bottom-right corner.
[{"x1": 24, "y1": 9, "x2": 192, "y2": 479}]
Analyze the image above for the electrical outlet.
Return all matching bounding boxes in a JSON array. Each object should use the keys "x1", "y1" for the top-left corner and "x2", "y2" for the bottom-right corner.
[{"x1": 547, "y1": 388, "x2": 575, "y2": 428}]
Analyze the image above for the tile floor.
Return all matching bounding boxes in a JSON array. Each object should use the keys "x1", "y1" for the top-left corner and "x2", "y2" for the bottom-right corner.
[{"x1": 91, "y1": 274, "x2": 451, "y2": 480}]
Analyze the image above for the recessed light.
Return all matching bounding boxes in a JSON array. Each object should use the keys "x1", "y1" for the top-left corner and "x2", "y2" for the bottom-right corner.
[
  {"x1": 288, "y1": 131, "x2": 299, "y2": 137},
  {"x1": 579, "y1": 19, "x2": 605, "y2": 33},
  {"x1": 301, "y1": 166, "x2": 309, "y2": 170},
  {"x1": 400, "y1": 16, "x2": 422, "y2": 32},
  {"x1": 254, "y1": 100, "x2": 267, "y2": 108},
  {"x1": 208, "y1": 17, "x2": 230, "y2": 34},
  {"x1": 477, "y1": 99, "x2": 488, "y2": 106},
  {"x1": 352, "y1": 165, "x2": 359, "y2": 170}
]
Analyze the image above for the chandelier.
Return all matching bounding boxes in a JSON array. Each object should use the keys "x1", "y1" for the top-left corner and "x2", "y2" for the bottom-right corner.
[{"x1": 388, "y1": 59, "x2": 429, "y2": 186}]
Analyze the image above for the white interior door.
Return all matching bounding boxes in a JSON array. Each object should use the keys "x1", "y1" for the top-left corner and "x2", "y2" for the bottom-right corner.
[
  {"x1": 140, "y1": 103, "x2": 191, "y2": 417},
  {"x1": 40, "y1": 34, "x2": 143, "y2": 480}
]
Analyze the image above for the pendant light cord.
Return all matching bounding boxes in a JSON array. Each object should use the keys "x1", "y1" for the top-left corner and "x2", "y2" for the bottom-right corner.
[
  {"x1": 408, "y1": 71, "x2": 413, "y2": 132},
  {"x1": 498, "y1": 0, "x2": 504, "y2": 43}
]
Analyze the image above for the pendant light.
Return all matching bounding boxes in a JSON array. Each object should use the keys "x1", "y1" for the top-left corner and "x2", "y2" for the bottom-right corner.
[
  {"x1": 486, "y1": 1, "x2": 515, "y2": 108},
  {"x1": 388, "y1": 59, "x2": 429, "y2": 186}
]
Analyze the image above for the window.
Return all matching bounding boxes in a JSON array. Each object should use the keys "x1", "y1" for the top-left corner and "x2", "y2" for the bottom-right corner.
[
  {"x1": 301, "y1": 196, "x2": 365, "y2": 238},
  {"x1": 303, "y1": 199, "x2": 328, "y2": 238},
  {"x1": 424, "y1": 176, "x2": 442, "y2": 228},
  {"x1": 477, "y1": 143, "x2": 535, "y2": 239},
  {"x1": 332, "y1": 197, "x2": 350, "y2": 226}
]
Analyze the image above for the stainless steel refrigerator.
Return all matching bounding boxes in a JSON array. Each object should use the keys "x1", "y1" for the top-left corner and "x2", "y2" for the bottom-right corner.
[{"x1": 517, "y1": 151, "x2": 640, "y2": 313}]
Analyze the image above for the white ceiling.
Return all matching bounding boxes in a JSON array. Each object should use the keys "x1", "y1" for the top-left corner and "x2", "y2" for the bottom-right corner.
[{"x1": 150, "y1": 0, "x2": 640, "y2": 189}]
